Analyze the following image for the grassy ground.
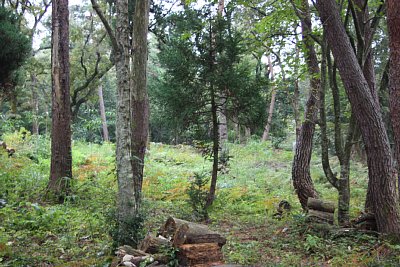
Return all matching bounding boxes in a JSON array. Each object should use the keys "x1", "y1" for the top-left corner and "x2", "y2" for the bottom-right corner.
[{"x1": 1, "y1": 130, "x2": 400, "y2": 266}]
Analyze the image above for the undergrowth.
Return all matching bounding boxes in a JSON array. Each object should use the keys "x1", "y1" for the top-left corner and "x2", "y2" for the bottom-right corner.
[{"x1": 0, "y1": 130, "x2": 399, "y2": 266}]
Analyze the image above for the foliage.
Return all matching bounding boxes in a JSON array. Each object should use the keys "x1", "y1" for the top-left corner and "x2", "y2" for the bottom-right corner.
[
  {"x1": 1, "y1": 134, "x2": 400, "y2": 266},
  {"x1": 186, "y1": 172, "x2": 210, "y2": 220},
  {"x1": 0, "y1": 7, "x2": 31, "y2": 85}
]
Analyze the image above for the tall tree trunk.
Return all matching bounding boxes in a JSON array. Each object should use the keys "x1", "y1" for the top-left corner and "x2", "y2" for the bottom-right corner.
[
  {"x1": 291, "y1": 0, "x2": 319, "y2": 210},
  {"x1": 388, "y1": 0, "x2": 400, "y2": 201},
  {"x1": 217, "y1": 0, "x2": 228, "y2": 144},
  {"x1": 31, "y1": 73, "x2": 39, "y2": 135},
  {"x1": 97, "y1": 84, "x2": 109, "y2": 142},
  {"x1": 114, "y1": 0, "x2": 136, "y2": 244},
  {"x1": 262, "y1": 54, "x2": 276, "y2": 141},
  {"x1": 131, "y1": 0, "x2": 150, "y2": 211},
  {"x1": 48, "y1": 0, "x2": 72, "y2": 202},
  {"x1": 316, "y1": 0, "x2": 400, "y2": 236}
]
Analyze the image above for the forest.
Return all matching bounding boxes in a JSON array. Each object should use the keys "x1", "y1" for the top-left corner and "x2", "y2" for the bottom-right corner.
[{"x1": 1, "y1": 0, "x2": 400, "y2": 266}]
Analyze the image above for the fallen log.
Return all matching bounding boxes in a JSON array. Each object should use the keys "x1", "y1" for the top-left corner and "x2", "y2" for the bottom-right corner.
[
  {"x1": 159, "y1": 217, "x2": 226, "y2": 246},
  {"x1": 177, "y1": 243, "x2": 223, "y2": 266},
  {"x1": 307, "y1": 198, "x2": 335, "y2": 213},
  {"x1": 138, "y1": 234, "x2": 171, "y2": 254},
  {"x1": 307, "y1": 209, "x2": 334, "y2": 224}
]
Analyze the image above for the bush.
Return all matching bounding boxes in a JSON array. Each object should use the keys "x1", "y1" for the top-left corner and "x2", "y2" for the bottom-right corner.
[{"x1": 186, "y1": 172, "x2": 209, "y2": 220}]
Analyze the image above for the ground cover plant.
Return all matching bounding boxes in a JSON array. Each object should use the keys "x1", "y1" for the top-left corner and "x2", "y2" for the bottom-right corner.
[{"x1": 1, "y1": 131, "x2": 400, "y2": 266}]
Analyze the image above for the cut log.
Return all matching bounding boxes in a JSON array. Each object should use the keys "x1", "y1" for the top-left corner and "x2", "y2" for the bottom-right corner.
[
  {"x1": 160, "y1": 217, "x2": 226, "y2": 246},
  {"x1": 307, "y1": 209, "x2": 334, "y2": 224},
  {"x1": 173, "y1": 222, "x2": 190, "y2": 246},
  {"x1": 307, "y1": 198, "x2": 335, "y2": 213},
  {"x1": 138, "y1": 234, "x2": 171, "y2": 254},
  {"x1": 177, "y1": 243, "x2": 223, "y2": 266}
]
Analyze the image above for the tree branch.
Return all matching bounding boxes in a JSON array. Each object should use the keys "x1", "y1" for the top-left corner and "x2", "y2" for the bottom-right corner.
[{"x1": 90, "y1": 0, "x2": 118, "y2": 52}]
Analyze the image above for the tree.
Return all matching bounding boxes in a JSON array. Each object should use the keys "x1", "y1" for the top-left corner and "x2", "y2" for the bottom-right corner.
[
  {"x1": 316, "y1": 0, "x2": 400, "y2": 236},
  {"x1": 91, "y1": 0, "x2": 150, "y2": 245},
  {"x1": 0, "y1": 7, "x2": 30, "y2": 97},
  {"x1": 48, "y1": 0, "x2": 72, "y2": 202},
  {"x1": 290, "y1": 0, "x2": 319, "y2": 210},
  {"x1": 388, "y1": 0, "x2": 400, "y2": 195},
  {"x1": 131, "y1": 0, "x2": 150, "y2": 211}
]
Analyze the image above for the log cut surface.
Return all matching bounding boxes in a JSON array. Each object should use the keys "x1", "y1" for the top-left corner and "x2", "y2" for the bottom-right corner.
[{"x1": 177, "y1": 243, "x2": 223, "y2": 266}]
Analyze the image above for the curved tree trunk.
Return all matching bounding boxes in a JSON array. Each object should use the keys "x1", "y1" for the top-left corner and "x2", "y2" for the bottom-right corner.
[
  {"x1": 316, "y1": 0, "x2": 400, "y2": 236},
  {"x1": 291, "y1": 0, "x2": 319, "y2": 210},
  {"x1": 48, "y1": 0, "x2": 72, "y2": 202}
]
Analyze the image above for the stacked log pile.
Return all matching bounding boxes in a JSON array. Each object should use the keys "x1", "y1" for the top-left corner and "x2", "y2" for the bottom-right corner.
[
  {"x1": 307, "y1": 197, "x2": 335, "y2": 224},
  {"x1": 113, "y1": 217, "x2": 227, "y2": 267},
  {"x1": 158, "y1": 217, "x2": 226, "y2": 266}
]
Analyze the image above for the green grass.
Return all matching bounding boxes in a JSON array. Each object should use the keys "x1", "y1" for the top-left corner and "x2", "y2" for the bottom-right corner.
[{"x1": 1, "y1": 131, "x2": 400, "y2": 266}]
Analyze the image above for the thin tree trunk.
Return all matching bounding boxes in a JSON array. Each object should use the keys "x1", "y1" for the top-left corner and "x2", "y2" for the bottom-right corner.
[
  {"x1": 262, "y1": 55, "x2": 276, "y2": 141},
  {"x1": 205, "y1": 0, "x2": 225, "y2": 211},
  {"x1": 131, "y1": 0, "x2": 150, "y2": 211},
  {"x1": 31, "y1": 73, "x2": 39, "y2": 135},
  {"x1": 217, "y1": 0, "x2": 228, "y2": 144},
  {"x1": 205, "y1": 84, "x2": 219, "y2": 212},
  {"x1": 291, "y1": 0, "x2": 319, "y2": 210},
  {"x1": 97, "y1": 84, "x2": 109, "y2": 142},
  {"x1": 316, "y1": 0, "x2": 400, "y2": 236},
  {"x1": 388, "y1": 0, "x2": 400, "y2": 202},
  {"x1": 48, "y1": 0, "x2": 72, "y2": 202},
  {"x1": 326, "y1": 47, "x2": 355, "y2": 225}
]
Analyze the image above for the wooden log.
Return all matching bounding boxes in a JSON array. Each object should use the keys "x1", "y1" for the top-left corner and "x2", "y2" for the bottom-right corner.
[
  {"x1": 177, "y1": 243, "x2": 223, "y2": 266},
  {"x1": 307, "y1": 198, "x2": 335, "y2": 213},
  {"x1": 138, "y1": 234, "x2": 171, "y2": 254},
  {"x1": 160, "y1": 217, "x2": 226, "y2": 246},
  {"x1": 307, "y1": 209, "x2": 334, "y2": 224},
  {"x1": 172, "y1": 222, "x2": 189, "y2": 246}
]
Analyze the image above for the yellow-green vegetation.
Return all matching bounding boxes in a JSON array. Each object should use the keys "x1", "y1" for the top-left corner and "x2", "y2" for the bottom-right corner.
[{"x1": 1, "y1": 130, "x2": 400, "y2": 266}]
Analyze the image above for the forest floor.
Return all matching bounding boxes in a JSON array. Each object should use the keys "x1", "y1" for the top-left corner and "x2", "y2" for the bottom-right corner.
[{"x1": 1, "y1": 130, "x2": 400, "y2": 266}]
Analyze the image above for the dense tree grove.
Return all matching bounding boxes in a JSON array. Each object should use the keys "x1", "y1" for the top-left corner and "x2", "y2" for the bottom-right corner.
[{"x1": 2, "y1": 0, "x2": 400, "y2": 265}]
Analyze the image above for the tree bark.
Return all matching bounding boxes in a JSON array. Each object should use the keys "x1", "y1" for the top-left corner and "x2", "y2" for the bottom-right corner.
[
  {"x1": 206, "y1": 83, "x2": 219, "y2": 211},
  {"x1": 388, "y1": 0, "x2": 400, "y2": 200},
  {"x1": 262, "y1": 54, "x2": 276, "y2": 142},
  {"x1": 131, "y1": 0, "x2": 150, "y2": 210},
  {"x1": 114, "y1": 0, "x2": 136, "y2": 243},
  {"x1": 48, "y1": 0, "x2": 72, "y2": 202},
  {"x1": 97, "y1": 84, "x2": 109, "y2": 142},
  {"x1": 316, "y1": 0, "x2": 400, "y2": 236},
  {"x1": 291, "y1": 0, "x2": 319, "y2": 210}
]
